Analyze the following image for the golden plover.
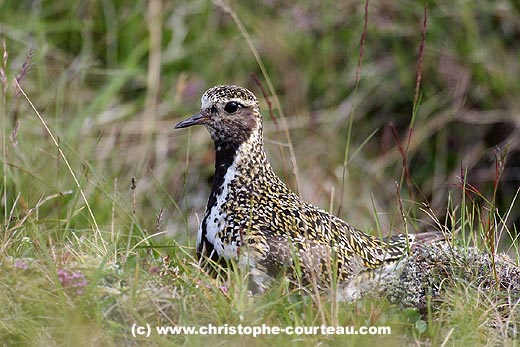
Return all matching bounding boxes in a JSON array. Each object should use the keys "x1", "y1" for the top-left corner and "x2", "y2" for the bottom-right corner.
[{"x1": 175, "y1": 85, "x2": 442, "y2": 293}]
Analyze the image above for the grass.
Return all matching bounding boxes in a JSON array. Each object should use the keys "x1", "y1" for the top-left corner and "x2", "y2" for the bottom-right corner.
[{"x1": 1, "y1": 0, "x2": 519, "y2": 345}]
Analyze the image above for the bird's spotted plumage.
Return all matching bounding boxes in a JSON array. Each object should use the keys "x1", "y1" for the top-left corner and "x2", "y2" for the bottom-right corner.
[{"x1": 175, "y1": 85, "x2": 442, "y2": 293}]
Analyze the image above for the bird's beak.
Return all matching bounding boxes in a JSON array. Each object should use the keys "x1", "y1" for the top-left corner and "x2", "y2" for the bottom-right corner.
[{"x1": 174, "y1": 112, "x2": 206, "y2": 129}]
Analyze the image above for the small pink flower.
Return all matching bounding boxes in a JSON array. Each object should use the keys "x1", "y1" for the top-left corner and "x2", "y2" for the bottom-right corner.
[
  {"x1": 14, "y1": 260, "x2": 29, "y2": 270},
  {"x1": 57, "y1": 269, "x2": 87, "y2": 295}
]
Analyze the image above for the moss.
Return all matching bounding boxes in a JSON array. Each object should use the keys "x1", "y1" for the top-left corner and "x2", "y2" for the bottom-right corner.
[{"x1": 379, "y1": 243, "x2": 520, "y2": 312}]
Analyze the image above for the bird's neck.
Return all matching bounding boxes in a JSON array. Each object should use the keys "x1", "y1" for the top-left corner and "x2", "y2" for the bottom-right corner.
[
  {"x1": 204, "y1": 129, "x2": 269, "y2": 222},
  {"x1": 213, "y1": 128, "x2": 269, "y2": 183}
]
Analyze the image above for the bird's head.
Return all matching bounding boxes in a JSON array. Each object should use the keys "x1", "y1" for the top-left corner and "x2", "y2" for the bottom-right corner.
[{"x1": 175, "y1": 85, "x2": 262, "y2": 147}]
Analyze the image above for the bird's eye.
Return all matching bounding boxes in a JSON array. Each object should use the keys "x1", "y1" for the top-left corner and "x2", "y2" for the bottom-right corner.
[{"x1": 224, "y1": 101, "x2": 240, "y2": 114}]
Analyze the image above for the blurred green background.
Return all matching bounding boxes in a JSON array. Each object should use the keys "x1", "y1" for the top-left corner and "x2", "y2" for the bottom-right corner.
[
  {"x1": 1, "y1": 0, "x2": 519, "y2": 247},
  {"x1": 1, "y1": 1, "x2": 519, "y2": 345}
]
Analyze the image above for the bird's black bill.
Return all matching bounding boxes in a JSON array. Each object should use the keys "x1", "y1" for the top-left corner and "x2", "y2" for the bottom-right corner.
[{"x1": 175, "y1": 113, "x2": 205, "y2": 129}]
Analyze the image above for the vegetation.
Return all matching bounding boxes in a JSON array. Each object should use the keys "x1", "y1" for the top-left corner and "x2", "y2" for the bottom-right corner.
[{"x1": 0, "y1": 0, "x2": 519, "y2": 345}]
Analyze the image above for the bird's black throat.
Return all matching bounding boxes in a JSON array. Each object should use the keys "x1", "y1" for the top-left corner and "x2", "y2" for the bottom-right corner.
[
  {"x1": 209, "y1": 142, "x2": 241, "y2": 206},
  {"x1": 197, "y1": 141, "x2": 241, "y2": 257}
]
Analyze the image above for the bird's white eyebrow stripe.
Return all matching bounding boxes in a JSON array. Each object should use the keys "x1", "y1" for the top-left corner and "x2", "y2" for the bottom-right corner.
[{"x1": 201, "y1": 95, "x2": 213, "y2": 110}]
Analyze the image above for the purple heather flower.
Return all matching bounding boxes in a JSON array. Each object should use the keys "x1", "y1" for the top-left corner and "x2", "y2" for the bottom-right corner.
[
  {"x1": 57, "y1": 269, "x2": 87, "y2": 295},
  {"x1": 14, "y1": 260, "x2": 29, "y2": 270},
  {"x1": 183, "y1": 81, "x2": 200, "y2": 99},
  {"x1": 292, "y1": 6, "x2": 315, "y2": 30}
]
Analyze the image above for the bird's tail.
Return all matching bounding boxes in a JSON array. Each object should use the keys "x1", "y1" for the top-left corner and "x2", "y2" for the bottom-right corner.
[{"x1": 412, "y1": 230, "x2": 447, "y2": 245}]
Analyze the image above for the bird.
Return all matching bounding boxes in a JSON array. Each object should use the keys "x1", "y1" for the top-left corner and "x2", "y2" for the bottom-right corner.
[{"x1": 175, "y1": 85, "x2": 443, "y2": 294}]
